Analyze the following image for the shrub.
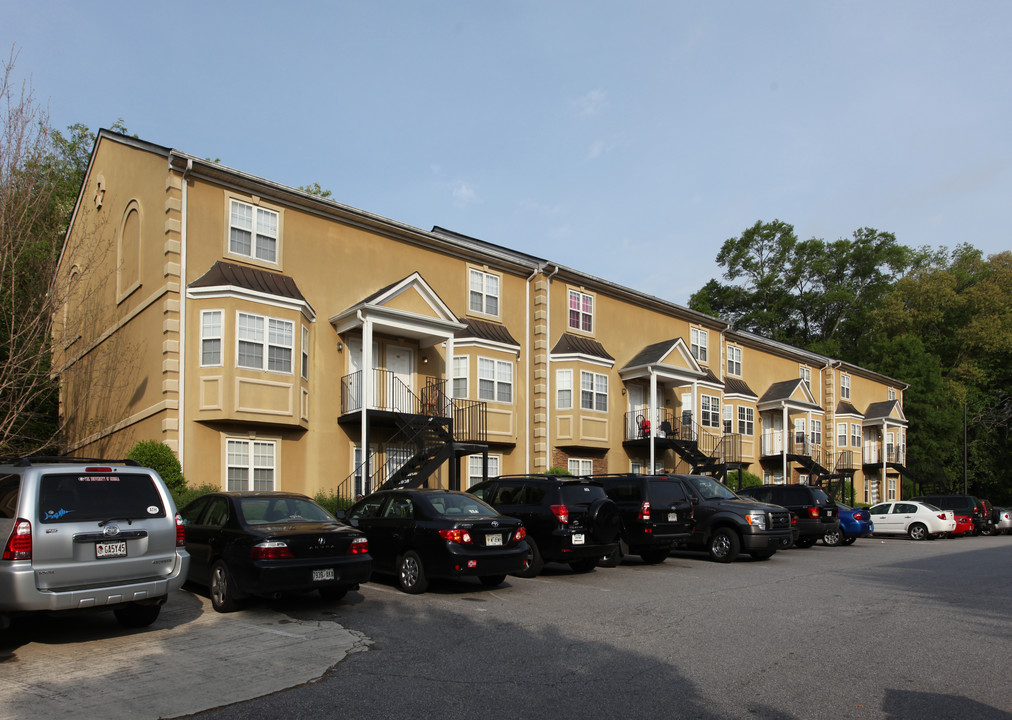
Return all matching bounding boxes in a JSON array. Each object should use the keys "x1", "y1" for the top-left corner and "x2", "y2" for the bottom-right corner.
[
  {"x1": 127, "y1": 440, "x2": 185, "y2": 494},
  {"x1": 313, "y1": 489, "x2": 356, "y2": 517},
  {"x1": 172, "y1": 483, "x2": 219, "y2": 510},
  {"x1": 546, "y1": 466, "x2": 573, "y2": 476}
]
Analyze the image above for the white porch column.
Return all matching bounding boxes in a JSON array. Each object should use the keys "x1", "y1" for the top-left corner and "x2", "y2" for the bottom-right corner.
[
  {"x1": 445, "y1": 334, "x2": 455, "y2": 402},
  {"x1": 649, "y1": 370, "x2": 658, "y2": 472},
  {"x1": 782, "y1": 405, "x2": 789, "y2": 482},
  {"x1": 361, "y1": 320, "x2": 373, "y2": 482}
]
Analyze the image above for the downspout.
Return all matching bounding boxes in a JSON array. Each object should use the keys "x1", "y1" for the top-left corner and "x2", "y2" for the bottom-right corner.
[
  {"x1": 524, "y1": 264, "x2": 542, "y2": 475},
  {"x1": 544, "y1": 264, "x2": 560, "y2": 472},
  {"x1": 178, "y1": 158, "x2": 192, "y2": 471}
]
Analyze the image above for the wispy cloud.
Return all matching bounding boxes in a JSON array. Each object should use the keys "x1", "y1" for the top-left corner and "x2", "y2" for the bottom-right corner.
[
  {"x1": 586, "y1": 140, "x2": 607, "y2": 160},
  {"x1": 452, "y1": 182, "x2": 480, "y2": 206},
  {"x1": 573, "y1": 88, "x2": 607, "y2": 116}
]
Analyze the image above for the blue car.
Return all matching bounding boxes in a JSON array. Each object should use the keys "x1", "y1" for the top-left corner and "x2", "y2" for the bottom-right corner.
[{"x1": 822, "y1": 503, "x2": 873, "y2": 546}]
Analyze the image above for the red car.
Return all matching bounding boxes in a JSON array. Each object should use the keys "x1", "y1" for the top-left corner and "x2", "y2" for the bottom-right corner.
[{"x1": 949, "y1": 514, "x2": 974, "y2": 537}]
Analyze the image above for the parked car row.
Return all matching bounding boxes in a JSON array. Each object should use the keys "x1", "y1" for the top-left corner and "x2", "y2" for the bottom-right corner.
[{"x1": 3, "y1": 458, "x2": 1009, "y2": 630}]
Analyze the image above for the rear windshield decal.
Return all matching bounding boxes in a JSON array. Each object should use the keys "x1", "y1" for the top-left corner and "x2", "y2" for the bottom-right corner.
[{"x1": 45, "y1": 508, "x2": 73, "y2": 520}]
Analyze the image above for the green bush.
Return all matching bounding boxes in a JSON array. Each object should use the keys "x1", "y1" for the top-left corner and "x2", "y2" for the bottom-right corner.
[
  {"x1": 171, "y1": 483, "x2": 219, "y2": 511},
  {"x1": 127, "y1": 441, "x2": 185, "y2": 494},
  {"x1": 546, "y1": 466, "x2": 573, "y2": 476},
  {"x1": 313, "y1": 489, "x2": 356, "y2": 516}
]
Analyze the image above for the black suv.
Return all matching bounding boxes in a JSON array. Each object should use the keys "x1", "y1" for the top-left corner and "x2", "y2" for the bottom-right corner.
[
  {"x1": 468, "y1": 475, "x2": 620, "y2": 577},
  {"x1": 593, "y1": 474, "x2": 694, "y2": 564},
  {"x1": 910, "y1": 494, "x2": 989, "y2": 535},
  {"x1": 737, "y1": 484, "x2": 839, "y2": 548}
]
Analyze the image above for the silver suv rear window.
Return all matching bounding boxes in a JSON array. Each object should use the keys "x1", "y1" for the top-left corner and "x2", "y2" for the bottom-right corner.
[{"x1": 39, "y1": 472, "x2": 166, "y2": 523}]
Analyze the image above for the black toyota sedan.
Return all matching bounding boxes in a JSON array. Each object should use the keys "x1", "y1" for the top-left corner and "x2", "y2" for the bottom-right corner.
[
  {"x1": 341, "y1": 489, "x2": 529, "y2": 594},
  {"x1": 180, "y1": 491, "x2": 372, "y2": 612}
]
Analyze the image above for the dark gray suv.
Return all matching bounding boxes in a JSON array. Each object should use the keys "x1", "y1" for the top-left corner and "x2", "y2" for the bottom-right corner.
[{"x1": 0, "y1": 457, "x2": 190, "y2": 630}]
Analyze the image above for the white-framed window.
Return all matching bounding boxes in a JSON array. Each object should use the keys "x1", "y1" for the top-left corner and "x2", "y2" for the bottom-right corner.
[
  {"x1": 568, "y1": 458, "x2": 593, "y2": 475},
  {"x1": 301, "y1": 326, "x2": 309, "y2": 380},
  {"x1": 811, "y1": 419, "x2": 822, "y2": 446},
  {"x1": 353, "y1": 446, "x2": 376, "y2": 498},
  {"x1": 864, "y1": 479, "x2": 870, "y2": 503},
  {"x1": 837, "y1": 423, "x2": 847, "y2": 446},
  {"x1": 888, "y1": 388, "x2": 896, "y2": 400},
  {"x1": 229, "y1": 199, "x2": 278, "y2": 263},
  {"x1": 468, "y1": 269, "x2": 500, "y2": 317},
  {"x1": 764, "y1": 471, "x2": 785, "y2": 485},
  {"x1": 453, "y1": 356, "x2": 469, "y2": 398},
  {"x1": 886, "y1": 432, "x2": 895, "y2": 460},
  {"x1": 851, "y1": 423, "x2": 861, "y2": 447},
  {"x1": 723, "y1": 405, "x2": 733, "y2": 434},
  {"x1": 631, "y1": 461, "x2": 643, "y2": 475},
  {"x1": 691, "y1": 328, "x2": 708, "y2": 363},
  {"x1": 227, "y1": 438, "x2": 276, "y2": 491},
  {"x1": 237, "y1": 312, "x2": 294, "y2": 373},
  {"x1": 580, "y1": 370, "x2": 608, "y2": 412},
  {"x1": 201, "y1": 310, "x2": 223, "y2": 367},
  {"x1": 467, "y1": 454, "x2": 500, "y2": 486},
  {"x1": 738, "y1": 406, "x2": 754, "y2": 435},
  {"x1": 478, "y1": 357, "x2": 513, "y2": 403},
  {"x1": 841, "y1": 373, "x2": 851, "y2": 399},
  {"x1": 556, "y1": 369, "x2": 573, "y2": 410},
  {"x1": 700, "y1": 394, "x2": 720, "y2": 428},
  {"x1": 727, "y1": 346, "x2": 742, "y2": 376},
  {"x1": 800, "y1": 365, "x2": 811, "y2": 389},
  {"x1": 568, "y1": 289, "x2": 594, "y2": 333},
  {"x1": 887, "y1": 477, "x2": 897, "y2": 501}
]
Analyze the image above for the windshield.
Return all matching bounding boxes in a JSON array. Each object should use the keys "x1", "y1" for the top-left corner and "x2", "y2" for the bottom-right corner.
[
  {"x1": 39, "y1": 472, "x2": 166, "y2": 523},
  {"x1": 685, "y1": 476, "x2": 738, "y2": 501},
  {"x1": 239, "y1": 496, "x2": 335, "y2": 525}
]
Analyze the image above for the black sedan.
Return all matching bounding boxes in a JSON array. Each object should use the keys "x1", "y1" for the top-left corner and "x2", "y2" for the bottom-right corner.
[
  {"x1": 341, "y1": 489, "x2": 528, "y2": 594},
  {"x1": 180, "y1": 491, "x2": 372, "y2": 612}
]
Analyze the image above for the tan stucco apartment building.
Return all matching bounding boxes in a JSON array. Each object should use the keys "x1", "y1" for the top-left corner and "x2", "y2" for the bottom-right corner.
[{"x1": 53, "y1": 131, "x2": 911, "y2": 505}]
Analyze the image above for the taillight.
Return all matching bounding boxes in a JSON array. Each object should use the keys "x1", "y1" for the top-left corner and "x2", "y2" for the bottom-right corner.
[
  {"x1": 438, "y1": 528, "x2": 473, "y2": 544},
  {"x1": 791, "y1": 515, "x2": 798, "y2": 526},
  {"x1": 2, "y1": 519, "x2": 32, "y2": 560},
  {"x1": 550, "y1": 505, "x2": 569, "y2": 524},
  {"x1": 175, "y1": 512, "x2": 186, "y2": 547},
  {"x1": 938, "y1": 514, "x2": 947, "y2": 520},
  {"x1": 250, "y1": 540, "x2": 294, "y2": 560},
  {"x1": 513, "y1": 527, "x2": 527, "y2": 542},
  {"x1": 639, "y1": 501, "x2": 651, "y2": 521},
  {"x1": 348, "y1": 537, "x2": 369, "y2": 554},
  {"x1": 808, "y1": 507, "x2": 820, "y2": 519}
]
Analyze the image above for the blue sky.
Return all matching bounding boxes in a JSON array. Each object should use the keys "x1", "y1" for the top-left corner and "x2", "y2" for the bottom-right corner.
[{"x1": 6, "y1": 1, "x2": 1010, "y2": 305}]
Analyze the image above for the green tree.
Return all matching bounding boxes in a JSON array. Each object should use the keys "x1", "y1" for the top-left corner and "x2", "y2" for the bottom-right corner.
[
  {"x1": 298, "y1": 182, "x2": 332, "y2": 198},
  {"x1": 127, "y1": 440, "x2": 186, "y2": 495}
]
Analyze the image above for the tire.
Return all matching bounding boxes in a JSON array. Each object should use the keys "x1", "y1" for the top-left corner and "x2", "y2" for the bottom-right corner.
[
  {"x1": 397, "y1": 551, "x2": 429, "y2": 594},
  {"x1": 749, "y1": 550, "x2": 775, "y2": 561},
  {"x1": 822, "y1": 527, "x2": 843, "y2": 547},
  {"x1": 513, "y1": 538, "x2": 543, "y2": 578},
  {"x1": 588, "y1": 498, "x2": 622, "y2": 544},
  {"x1": 478, "y1": 574, "x2": 506, "y2": 587},
  {"x1": 113, "y1": 602, "x2": 161, "y2": 628},
  {"x1": 980, "y1": 524, "x2": 996, "y2": 536},
  {"x1": 569, "y1": 558, "x2": 598, "y2": 573},
  {"x1": 707, "y1": 528, "x2": 740, "y2": 563},
  {"x1": 638, "y1": 547, "x2": 670, "y2": 564},
  {"x1": 794, "y1": 536, "x2": 817, "y2": 549},
  {"x1": 210, "y1": 560, "x2": 240, "y2": 613},
  {"x1": 318, "y1": 587, "x2": 349, "y2": 602},
  {"x1": 841, "y1": 536, "x2": 857, "y2": 546},
  {"x1": 908, "y1": 523, "x2": 928, "y2": 541}
]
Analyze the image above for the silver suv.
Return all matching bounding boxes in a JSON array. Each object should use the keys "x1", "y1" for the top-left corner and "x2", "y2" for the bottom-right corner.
[{"x1": 0, "y1": 457, "x2": 190, "y2": 630}]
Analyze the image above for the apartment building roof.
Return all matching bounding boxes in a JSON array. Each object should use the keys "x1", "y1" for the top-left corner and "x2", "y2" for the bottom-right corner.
[
  {"x1": 551, "y1": 333, "x2": 614, "y2": 361},
  {"x1": 456, "y1": 317, "x2": 520, "y2": 347},
  {"x1": 190, "y1": 261, "x2": 307, "y2": 302}
]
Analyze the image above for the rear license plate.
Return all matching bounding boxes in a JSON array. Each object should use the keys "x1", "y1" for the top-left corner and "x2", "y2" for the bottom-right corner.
[
  {"x1": 96, "y1": 541, "x2": 127, "y2": 559},
  {"x1": 312, "y1": 568, "x2": 335, "y2": 582},
  {"x1": 572, "y1": 533, "x2": 585, "y2": 545},
  {"x1": 667, "y1": 512, "x2": 678, "y2": 521},
  {"x1": 486, "y1": 533, "x2": 503, "y2": 546}
]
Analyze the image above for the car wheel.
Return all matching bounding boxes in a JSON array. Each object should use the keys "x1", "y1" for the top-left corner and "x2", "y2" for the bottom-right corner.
[
  {"x1": 397, "y1": 551, "x2": 429, "y2": 594},
  {"x1": 794, "y1": 536, "x2": 817, "y2": 549},
  {"x1": 980, "y1": 524, "x2": 995, "y2": 536},
  {"x1": 318, "y1": 587, "x2": 349, "y2": 602},
  {"x1": 823, "y1": 527, "x2": 843, "y2": 547},
  {"x1": 841, "y1": 536, "x2": 857, "y2": 546},
  {"x1": 113, "y1": 602, "x2": 161, "y2": 628},
  {"x1": 908, "y1": 523, "x2": 928, "y2": 541},
  {"x1": 210, "y1": 560, "x2": 240, "y2": 613},
  {"x1": 707, "y1": 528, "x2": 740, "y2": 563},
  {"x1": 478, "y1": 574, "x2": 507, "y2": 587},
  {"x1": 588, "y1": 498, "x2": 622, "y2": 544},
  {"x1": 513, "y1": 538, "x2": 543, "y2": 578},
  {"x1": 638, "y1": 547, "x2": 670, "y2": 564},
  {"x1": 568, "y1": 558, "x2": 597, "y2": 573},
  {"x1": 749, "y1": 550, "x2": 775, "y2": 561}
]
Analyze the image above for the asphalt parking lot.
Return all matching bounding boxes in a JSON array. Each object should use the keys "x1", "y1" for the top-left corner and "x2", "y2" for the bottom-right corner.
[{"x1": 3, "y1": 535, "x2": 1011, "y2": 720}]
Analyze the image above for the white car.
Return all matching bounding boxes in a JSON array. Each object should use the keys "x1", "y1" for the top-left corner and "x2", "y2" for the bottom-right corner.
[
  {"x1": 869, "y1": 501, "x2": 956, "y2": 540},
  {"x1": 994, "y1": 507, "x2": 1012, "y2": 535}
]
